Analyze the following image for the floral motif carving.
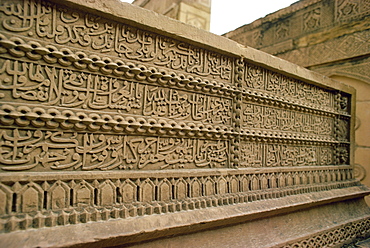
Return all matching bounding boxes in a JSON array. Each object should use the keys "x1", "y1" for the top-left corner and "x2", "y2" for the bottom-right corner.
[
  {"x1": 275, "y1": 20, "x2": 290, "y2": 40},
  {"x1": 335, "y1": 0, "x2": 361, "y2": 21},
  {"x1": 303, "y1": 8, "x2": 321, "y2": 31}
]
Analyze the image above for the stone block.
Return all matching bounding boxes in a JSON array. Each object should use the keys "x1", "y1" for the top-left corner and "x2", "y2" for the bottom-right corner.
[{"x1": 0, "y1": 0, "x2": 368, "y2": 247}]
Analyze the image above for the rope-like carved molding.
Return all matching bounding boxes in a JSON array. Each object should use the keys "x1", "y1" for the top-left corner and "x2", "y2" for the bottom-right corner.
[
  {"x1": 282, "y1": 217, "x2": 370, "y2": 248},
  {"x1": 0, "y1": 33, "x2": 351, "y2": 119},
  {"x1": 0, "y1": 33, "x2": 236, "y2": 97},
  {"x1": 240, "y1": 129, "x2": 337, "y2": 143},
  {"x1": 0, "y1": 104, "x2": 234, "y2": 139},
  {"x1": 0, "y1": 173, "x2": 358, "y2": 233},
  {"x1": 242, "y1": 88, "x2": 351, "y2": 118},
  {"x1": 239, "y1": 60, "x2": 351, "y2": 117},
  {"x1": 230, "y1": 59, "x2": 243, "y2": 167},
  {"x1": 242, "y1": 89, "x2": 340, "y2": 117},
  {"x1": 0, "y1": 103, "x2": 347, "y2": 149},
  {"x1": 0, "y1": 36, "x2": 346, "y2": 145}
]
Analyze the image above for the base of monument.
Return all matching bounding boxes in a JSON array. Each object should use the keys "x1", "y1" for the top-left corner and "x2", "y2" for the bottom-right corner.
[
  {"x1": 1, "y1": 186, "x2": 369, "y2": 248},
  {"x1": 128, "y1": 191, "x2": 370, "y2": 248}
]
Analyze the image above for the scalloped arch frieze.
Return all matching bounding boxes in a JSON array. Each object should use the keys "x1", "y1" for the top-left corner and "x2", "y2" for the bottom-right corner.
[{"x1": 0, "y1": 0, "x2": 362, "y2": 245}]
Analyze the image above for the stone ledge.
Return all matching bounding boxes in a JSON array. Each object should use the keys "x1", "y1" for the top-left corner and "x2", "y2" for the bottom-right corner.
[
  {"x1": 0, "y1": 185, "x2": 369, "y2": 247},
  {"x1": 0, "y1": 166, "x2": 354, "y2": 180}
]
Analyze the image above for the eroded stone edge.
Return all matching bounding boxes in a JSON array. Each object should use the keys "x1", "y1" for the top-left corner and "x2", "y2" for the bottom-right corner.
[{"x1": 0, "y1": 185, "x2": 369, "y2": 248}]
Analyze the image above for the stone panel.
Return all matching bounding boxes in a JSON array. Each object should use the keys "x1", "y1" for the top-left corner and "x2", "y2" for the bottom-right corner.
[
  {"x1": 133, "y1": 0, "x2": 211, "y2": 31},
  {"x1": 0, "y1": 0, "x2": 368, "y2": 247},
  {"x1": 225, "y1": 0, "x2": 370, "y2": 66},
  {"x1": 225, "y1": 0, "x2": 370, "y2": 196}
]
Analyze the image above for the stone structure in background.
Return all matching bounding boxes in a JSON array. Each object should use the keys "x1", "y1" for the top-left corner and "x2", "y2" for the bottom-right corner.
[
  {"x1": 0, "y1": 0, "x2": 369, "y2": 247},
  {"x1": 132, "y1": 0, "x2": 211, "y2": 31},
  {"x1": 225, "y1": 0, "x2": 370, "y2": 196}
]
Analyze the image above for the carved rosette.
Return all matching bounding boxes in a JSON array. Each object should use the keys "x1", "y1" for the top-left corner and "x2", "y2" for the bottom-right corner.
[{"x1": 354, "y1": 163, "x2": 366, "y2": 181}]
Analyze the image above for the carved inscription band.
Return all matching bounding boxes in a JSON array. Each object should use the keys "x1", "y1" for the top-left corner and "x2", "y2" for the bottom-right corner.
[
  {"x1": 0, "y1": 0, "x2": 232, "y2": 81},
  {"x1": 0, "y1": 0, "x2": 355, "y2": 237}
]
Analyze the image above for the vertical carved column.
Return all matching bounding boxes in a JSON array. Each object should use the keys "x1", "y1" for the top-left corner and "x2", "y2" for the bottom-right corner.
[
  {"x1": 230, "y1": 58, "x2": 244, "y2": 168},
  {"x1": 334, "y1": 91, "x2": 352, "y2": 169}
]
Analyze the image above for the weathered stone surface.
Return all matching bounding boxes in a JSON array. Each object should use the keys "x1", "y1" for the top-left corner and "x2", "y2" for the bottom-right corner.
[
  {"x1": 132, "y1": 0, "x2": 211, "y2": 31},
  {"x1": 224, "y1": 0, "x2": 370, "y2": 202},
  {"x1": 0, "y1": 0, "x2": 368, "y2": 247},
  {"x1": 126, "y1": 197, "x2": 370, "y2": 248},
  {"x1": 1, "y1": 188, "x2": 369, "y2": 247},
  {"x1": 225, "y1": 0, "x2": 370, "y2": 68}
]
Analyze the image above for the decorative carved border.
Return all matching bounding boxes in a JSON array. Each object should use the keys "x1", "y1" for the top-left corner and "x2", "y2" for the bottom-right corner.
[
  {"x1": 0, "y1": 105, "x2": 234, "y2": 139},
  {"x1": 0, "y1": 0, "x2": 359, "y2": 238},
  {"x1": 0, "y1": 33, "x2": 351, "y2": 117},
  {"x1": 282, "y1": 217, "x2": 370, "y2": 248},
  {"x1": 0, "y1": 0, "x2": 233, "y2": 81},
  {"x1": 0, "y1": 168, "x2": 357, "y2": 233},
  {"x1": 0, "y1": 33, "x2": 235, "y2": 96}
]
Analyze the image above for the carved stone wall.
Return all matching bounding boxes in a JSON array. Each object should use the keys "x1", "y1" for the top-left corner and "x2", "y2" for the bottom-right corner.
[
  {"x1": 224, "y1": 0, "x2": 370, "y2": 199},
  {"x1": 225, "y1": 0, "x2": 370, "y2": 67},
  {"x1": 0, "y1": 0, "x2": 369, "y2": 247},
  {"x1": 132, "y1": 0, "x2": 211, "y2": 31}
]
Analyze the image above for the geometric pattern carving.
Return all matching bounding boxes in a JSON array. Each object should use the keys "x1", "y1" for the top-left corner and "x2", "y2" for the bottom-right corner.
[
  {"x1": 273, "y1": 26, "x2": 370, "y2": 68},
  {"x1": 334, "y1": 0, "x2": 369, "y2": 22},
  {"x1": 275, "y1": 20, "x2": 290, "y2": 40},
  {"x1": 303, "y1": 7, "x2": 321, "y2": 31},
  {"x1": 0, "y1": 168, "x2": 357, "y2": 233},
  {"x1": 226, "y1": 1, "x2": 370, "y2": 69},
  {"x1": 283, "y1": 217, "x2": 370, "y2": 248},
  {"x1": 0, "y1": 0, "x2": 360, "y2": 241}
]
